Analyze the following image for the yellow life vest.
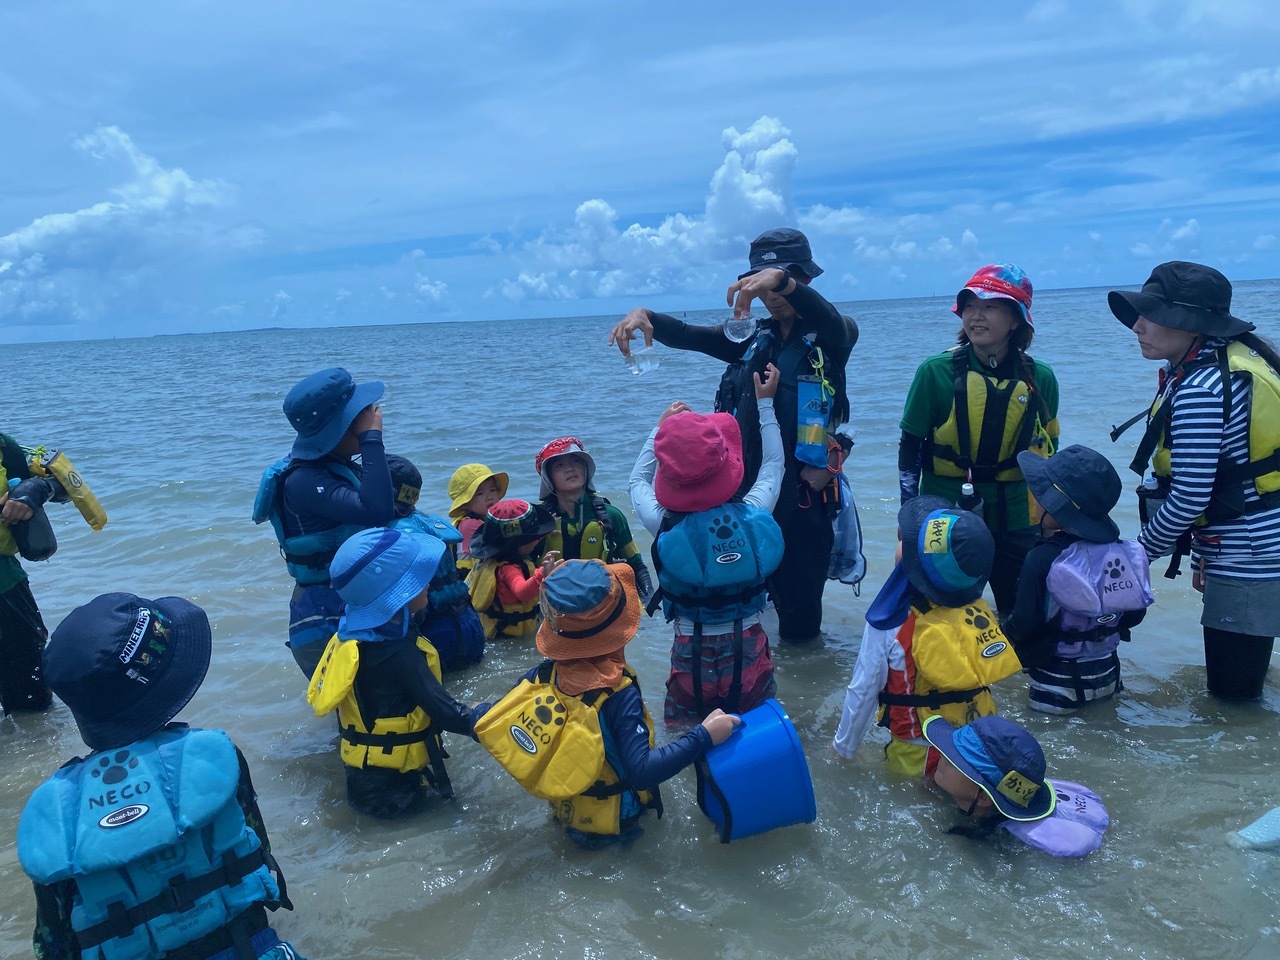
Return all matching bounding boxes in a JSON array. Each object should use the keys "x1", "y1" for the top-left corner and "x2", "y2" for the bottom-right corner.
[
  {"x1": 877, "y1": 598, "x2": 1022, "y2": 741},
  {"x1": 307, "y1": 632, "x2": 445, "y2": 774},
  {"x1": 929, "y1": 347, "x2": 1055, "y2": 482},
  {"x1": 27, "y1": 449, "x2": 108, "y2": 530},
  {"x1": 475, "y1": 662, "x2": 658, "y2": 836},
  {"x1": 0, "y1": 462, "x2": 16, "y2": 557},
  {"x1": 468, "y1": 558, "x2": 540, "y2": 639},
  {"x1": 1148, "y1": 341, "x2": 1280, "y2": 520}
]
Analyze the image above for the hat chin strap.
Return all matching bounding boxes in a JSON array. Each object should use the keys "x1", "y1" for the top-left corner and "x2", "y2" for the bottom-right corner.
[{"x1": 549, "y1": 591, "x2": 627, "y2": 640}]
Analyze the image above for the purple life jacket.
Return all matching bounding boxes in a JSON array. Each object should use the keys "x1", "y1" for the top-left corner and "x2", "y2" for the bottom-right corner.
[
  {"x1": 1001, "y1": 779, "x2": 1109, "y2": 858},
  {"x1": 1045, "y1": 540, "x2": 1153, "y2": 659}
]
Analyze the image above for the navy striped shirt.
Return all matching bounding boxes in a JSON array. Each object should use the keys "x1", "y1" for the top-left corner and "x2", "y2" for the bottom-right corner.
[{"x1": 1139, "y1": 341, "x2": 1280, "y2": 578}]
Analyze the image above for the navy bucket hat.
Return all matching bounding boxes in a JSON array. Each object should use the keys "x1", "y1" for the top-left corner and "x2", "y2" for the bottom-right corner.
[
  {"x1": 284, "y1": 367, "x2": 384, "y2": 460},
  {"x1": 923, "y1": 715, "x2": 1055, "y2": 822},
  {"x1": 1018, "y1": 445, "x2": 1121, "y2": 543},
  {"x1": 898, "y1": 496, "x2": 994, "y2": 608},
  {"x1": 1108, "y1": 261, "x2": 1253, "y2": 338},
  {"x1": 45, "y1": 593, "x2": 213, "y2": 751},
  {"x1": 739, "y1": 227, "x2": 823, "y2": 280},
  {"x1": 330, "y1": 528, "x2": 445, "y2": 632}
]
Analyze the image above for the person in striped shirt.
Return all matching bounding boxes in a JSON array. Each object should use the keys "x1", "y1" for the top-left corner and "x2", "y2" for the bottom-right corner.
[{"x1": 1111, "y1": 261, "x2": 1280, "y2": 699}]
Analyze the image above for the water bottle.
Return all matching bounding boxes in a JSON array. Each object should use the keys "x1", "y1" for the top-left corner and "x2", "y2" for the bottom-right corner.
[
  {"x1": 958, "y1": 481, "x2": 985, "y2": 520},
  {"x1": 1137, "y1": 475, "x2": 1165, "y2": 525},
  {"x1": 724, "y1": 315, "x2": 758, "y2": 343},
  {"x1": 624, "y1": 334, "x2": 660, "y2": 376}
]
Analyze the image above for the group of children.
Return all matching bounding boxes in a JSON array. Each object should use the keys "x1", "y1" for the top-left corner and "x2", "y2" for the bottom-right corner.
[{"x1": 12, "y1": 360, "x2": 1155, "y2": 959}]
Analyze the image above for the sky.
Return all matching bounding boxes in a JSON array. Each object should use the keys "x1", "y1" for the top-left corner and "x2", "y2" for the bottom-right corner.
[{"x1": 1, "y1": 0, "x2": 1278, "y2": 342}]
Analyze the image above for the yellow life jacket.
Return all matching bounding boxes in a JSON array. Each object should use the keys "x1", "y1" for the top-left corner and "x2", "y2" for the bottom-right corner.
[
  {"x1": 877, "y1": 598, "x2": 1022, "y2": 741},
  {"x1": 468, "y1": 558, "x2": 540, "y2": 639},
  {"x1": 27, "y1": 449, "x2": 108, "y2": 530},
  {"x1": 928, "y1": 347, "x2": 1056, "y2": 482},
  {"x1": 307, "y1": 632, "x2": 445, "y2": 775},
  {"x1": 475, "y1": 662, "x2": 658, "y2": 836},
  {"x1": 1146, "y1": 341, "x2": 1280, "y2": 522},
  {"x1": 542, "y1": 496, "x2": 614, "y2": 562},
  {"x1": 0, "y1": 461, "x2": 16, "y2": 557}
]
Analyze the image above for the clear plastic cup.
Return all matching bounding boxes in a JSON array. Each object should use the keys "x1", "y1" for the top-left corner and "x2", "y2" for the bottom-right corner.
[{"x1": 725, "y1": 316, "x2": 758, "y2": 343}]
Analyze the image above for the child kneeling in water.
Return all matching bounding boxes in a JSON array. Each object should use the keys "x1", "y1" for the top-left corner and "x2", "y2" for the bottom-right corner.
[
  {"x1": 833, "y1": 496, "x2": 1023, "y2": 775},
  {"x1": 18, "y1": 594, "x2": 306, "y2": 959},
  {"x1": 388, "y1": 454, "x2": 486, "y2": 672},
  {"x1": 310, "y1": 528, "x2": 480, "y2": 819},
  {"x1": 475, "y1": 559, "x2": 739, "y2": 848},
  {"x1": 1004, "y1": 445, "x2": 1152, "y2": 714},
  {"x1": 629, "y1": 364, "x2": 785, "y2": 723},
  {"x1": 467, "y1": 499, "x2": 562, "y2": 640}
]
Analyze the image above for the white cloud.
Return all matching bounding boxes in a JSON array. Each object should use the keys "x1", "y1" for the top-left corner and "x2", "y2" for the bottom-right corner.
[
  {"x1": 0, "y1": 125, "x2": 231, "y2": 327},
  {"x1": 494, "y1": 116, "x2": 799, "y2": 301},
  {"x1": 413, "y1": 274, "x2": 448, "y2": 305},
  {"x1": 1255, "y1": 234, "x2": 1277, "y2": 250},
  {"x1": 268, "y1": 290, "x2": 292, "y2": 320}
]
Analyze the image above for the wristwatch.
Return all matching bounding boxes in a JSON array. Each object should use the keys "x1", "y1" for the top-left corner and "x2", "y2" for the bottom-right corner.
[{"x1": 770, "y1": 270, "x2": 792, "y2": 293}]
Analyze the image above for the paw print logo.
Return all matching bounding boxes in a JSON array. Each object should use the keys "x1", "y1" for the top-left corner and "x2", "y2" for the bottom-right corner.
[
  {"x1": 709, "y1": 515, "x2": 740, "y2": 540},
  {"x1": 1105, "y1": 558, "x2": 1126, "y2": 580},
  {"x1": 533, "y1": 695, "x2": 566, "y2": 727},
  {"x1": 90, "y1": 750, "x2": 139, "y2": 786},
  {"x1": 963, "y1": 606, "x2": 990, "y2": 631}
]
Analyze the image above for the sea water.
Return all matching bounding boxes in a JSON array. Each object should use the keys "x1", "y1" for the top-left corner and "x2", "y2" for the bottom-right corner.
[{"x1": 2, "y1": 282, "x2": 1278, "y2": 959}]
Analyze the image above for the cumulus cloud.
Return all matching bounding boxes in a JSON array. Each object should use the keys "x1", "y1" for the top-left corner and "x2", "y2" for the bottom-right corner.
[
  {"x1": 493, "y1": 116, "x2": 799, "y2": 301},
  {"x1": 0, "y1": 126, "x2": 232, "y2": 327},
  {"x1": 1129, "y1": 217, "x2": 1201, "y2": 259}
]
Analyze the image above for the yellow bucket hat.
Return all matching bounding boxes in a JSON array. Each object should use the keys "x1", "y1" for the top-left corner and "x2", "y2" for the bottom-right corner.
[{"x1": 447, "y1": 463, "x2": 510, "y2": 518}]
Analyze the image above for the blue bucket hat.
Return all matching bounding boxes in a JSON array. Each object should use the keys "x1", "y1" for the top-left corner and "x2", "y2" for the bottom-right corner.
[
  {"x1": 44, "y1": 593, "x2": 212, "y2": 751},
  {"x1": 922, "y1": 715, "x2": 1055, "y2": 822},
  {"x1": 284, "y1": 367, "x2": 384, "y2": 460},
  {"x1": 1017, "y1": 445, "x2": 1121, "y2": 543},
  {"x1": 330, "y1": 528, "x2": 445, "y2": 632},
  {"x1": 898, "y1": 495, "x2": 994, "y2": 607}
]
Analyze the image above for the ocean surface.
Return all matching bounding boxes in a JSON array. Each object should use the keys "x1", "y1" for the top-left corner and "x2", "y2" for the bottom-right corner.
[{"x1": 3, "y1": 281, "x2": 1279, "y2": 960}]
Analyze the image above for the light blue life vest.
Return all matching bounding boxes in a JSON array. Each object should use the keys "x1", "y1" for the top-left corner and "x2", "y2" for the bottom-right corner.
[
  {"x1": 655, "y1": 502, "x2": 784, "y2": 624},
  {"x1": 17, "y1": 727, "x2": 279, "y2": 960},
  {"x1": 392, "y1": 512, "x2": 469, "y2": 611},
  {"x1": 253, "y1": 456, "x2": 364, "y2": 585}
]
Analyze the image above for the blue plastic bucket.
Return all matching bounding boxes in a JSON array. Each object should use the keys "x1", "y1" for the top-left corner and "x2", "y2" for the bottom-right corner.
[{"x1": 696, "y1": 698, "x2": 816, "y2": 843}]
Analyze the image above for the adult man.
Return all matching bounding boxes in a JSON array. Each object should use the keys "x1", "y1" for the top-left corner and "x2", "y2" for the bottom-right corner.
[{"x1": 609, "y1": 228, "x2": 858, "y2": 644}]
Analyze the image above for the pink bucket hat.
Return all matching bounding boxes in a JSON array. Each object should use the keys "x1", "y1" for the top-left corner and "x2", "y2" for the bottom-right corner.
[
  {"x1": 654, "y1": 412, "x2": 745, "y2": 514},
  {"x1": 953, "y1": 263, "x2": 1034, "y2": 327}
]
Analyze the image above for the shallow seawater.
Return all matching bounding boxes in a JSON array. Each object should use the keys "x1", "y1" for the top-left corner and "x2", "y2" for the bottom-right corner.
[{"x1": 2, "y1": 282, "x2": 1279, "y2": 959}]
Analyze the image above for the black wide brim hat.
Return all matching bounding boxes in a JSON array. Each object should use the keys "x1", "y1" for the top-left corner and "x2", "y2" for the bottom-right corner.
[
  {"x1": 1108, "y1": 261, "x2": 1253, "y2": 338},
  {"x1": 469, "y1": 501, "x2": 557, "y2": 560},
  {"x1": 1018, "y1": 448, "x2": 1121, "y2": 543},
  {"x1": 739, "y1": 227, "x2": 823, "y2": 280}
]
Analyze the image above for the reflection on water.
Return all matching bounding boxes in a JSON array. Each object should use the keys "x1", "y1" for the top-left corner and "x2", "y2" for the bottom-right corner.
[{"x1": 2, "y1": 284, "x2": 1278, "y2": 959}]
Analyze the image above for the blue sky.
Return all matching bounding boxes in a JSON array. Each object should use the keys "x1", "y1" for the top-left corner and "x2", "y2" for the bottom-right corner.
[{"x1": 1, "y1": 0, "x2": 1278, "y2": 342}]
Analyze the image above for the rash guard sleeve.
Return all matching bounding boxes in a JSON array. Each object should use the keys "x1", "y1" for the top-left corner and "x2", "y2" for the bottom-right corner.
[{"x1": 603, "y1": 685, "x2": 711, "y2": 791}]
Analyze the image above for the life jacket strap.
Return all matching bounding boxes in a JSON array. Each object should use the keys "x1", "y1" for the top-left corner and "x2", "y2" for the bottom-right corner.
[
  {"x1": 877, "y1": 686, "x2": 986, "y2": 709},
  {"x1": 341, "y1": 725, "x2": 431, "y2": 751},
  {"x1": 74, "y1": 847, "x2": 268, "y2": 951}
]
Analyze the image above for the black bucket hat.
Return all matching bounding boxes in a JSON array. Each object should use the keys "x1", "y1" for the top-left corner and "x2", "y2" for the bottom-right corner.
[
  {"x1": 1017, "y1": 446, "x2": 1121, "y2": 543},
  {"x1": 386, "y1": 453, "x2": 422, "y2": 516},
  {"x1": 1108, "y1": 261, "x2": 1254, "y2": 338},
  {"x1": 739, "y1": 227, "x2": 823, "y2": 280},
  {"x1": 44, "y1": 593, "x2": 212, "y2": 751},
  {"x1": 469, "y1": 499, "x2": 556, "y2": 560}
]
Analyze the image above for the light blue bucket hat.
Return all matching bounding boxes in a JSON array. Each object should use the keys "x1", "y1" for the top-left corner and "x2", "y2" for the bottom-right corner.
[{"x1": 330, "y1": 528, "x2": 444, "y2": 632}]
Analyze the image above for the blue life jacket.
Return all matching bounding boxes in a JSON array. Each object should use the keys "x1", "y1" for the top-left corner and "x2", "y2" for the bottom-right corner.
[
  {"x1": 253, "y1": 456, "x2": 364, "y2": 585},
  {"x1": 655, "y1": 502, "x2": 784, "y2": 624},
  {"x1": 17, "y1": 727, "x2": 280, "y2": 960},
  {"x1": 392, "y1": 512, "x2": 469, "y2": 612}
]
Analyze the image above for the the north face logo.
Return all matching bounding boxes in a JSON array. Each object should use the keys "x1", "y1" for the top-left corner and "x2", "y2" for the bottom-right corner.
[{"x1": 761, "y1": 251, "x2": 777, "y2": 260}]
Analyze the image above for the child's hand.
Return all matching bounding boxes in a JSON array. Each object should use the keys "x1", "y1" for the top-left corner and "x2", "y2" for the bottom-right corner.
[
  {"x1": 753, "y1": 363, "x2": 780, "y2": 400},
  {"x1": 350, "y1": 404, "x2": 383, "y2": 435},
  {"x1": 700, "y1": 709, "x2": 742, "y2": 745},
  {"x1": 540, "y1": 551, "x2": 563, "y2": 575},
  {"x1": 659, "y1": 401, "x2": 690, "y2": 425}
]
